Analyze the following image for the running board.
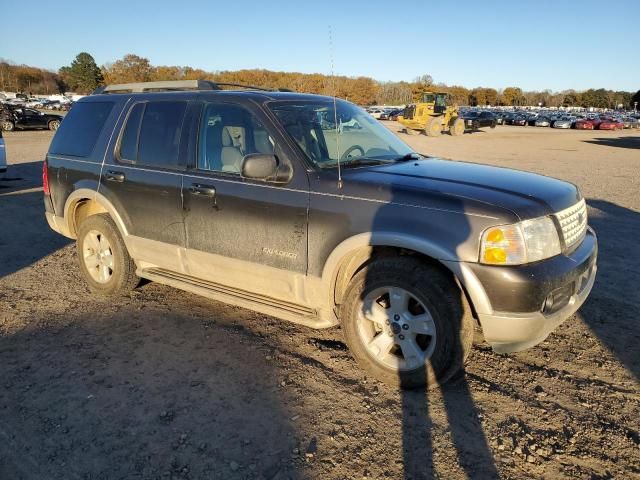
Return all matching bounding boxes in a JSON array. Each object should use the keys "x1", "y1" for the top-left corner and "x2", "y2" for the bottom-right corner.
[{"x1": 139, "y1": 267, "x2": 322, "y2": 327}]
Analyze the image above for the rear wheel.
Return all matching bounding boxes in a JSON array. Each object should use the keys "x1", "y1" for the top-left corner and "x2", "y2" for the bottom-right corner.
[
  {"x1": 1, "y1": 121, "x2": 14, "y2": 132},
  {"x1": 76, "y1": 214, "x2": 140, "y2": 295},
  {"x1": 341, "y1": 257, "x2": 474, "y2": 388},
  {"x1": 450, "y1": 117, "x2": 465, "y2": 136},
  {"x1": 425, "y1": 117, "x2": 442, "y2": 137},
  {"x1": 48, "y1": 119, "x2": 60, "y2": 131},
  {"x1": 490, "y1": 121, "x2": 497, "y2": 129}
]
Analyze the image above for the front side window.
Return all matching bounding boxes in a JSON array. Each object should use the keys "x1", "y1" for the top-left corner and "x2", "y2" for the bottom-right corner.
[
  {"x1": 119, "y1": 101, "x2": 187, "y2": 168},
  {"x1": 269, "y1": 99, "x2": 413, "y2": 169},
  {"x1": 198, "y1": 103, "x2": 274, "y2": 174}
]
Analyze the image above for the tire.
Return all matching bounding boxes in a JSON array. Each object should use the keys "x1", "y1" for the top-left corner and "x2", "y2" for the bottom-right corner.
[
  {"x1": 450, "y1": 117, "x2": 465, "y2": 136},
  {"x1": 1, "y1": 121, "x2": 14, "y2": 132},
  {"x1": 76, "y1": 214, "x2": 140, "y2": 295},
  {"x1": 425, "y1": 117, "x2": 442, "y2": 137},
  {"x1": 490, "y1": 121, "x2": 497, "y2": 129},
  {"x1": 48, "y1": 119, "x2": 60, "y2": 131},
  {"x1": 404, "y1": 128, "x2": 420, "y2": 136},
  {"x1": 340, "y1": 257, "x2": 474, "y2": 389}
]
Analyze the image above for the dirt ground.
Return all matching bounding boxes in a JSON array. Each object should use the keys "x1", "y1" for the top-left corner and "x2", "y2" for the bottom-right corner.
[{"x1": 0, "y1": 126, "x2": 638, "y2": 480}]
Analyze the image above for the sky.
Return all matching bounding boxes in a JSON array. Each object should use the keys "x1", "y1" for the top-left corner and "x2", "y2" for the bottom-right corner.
[{"x1": 1, "y1": 0, "x2": 638, "y2": 92}]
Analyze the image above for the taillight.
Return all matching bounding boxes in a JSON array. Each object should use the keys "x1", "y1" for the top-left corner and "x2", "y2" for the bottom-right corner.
[{"x1": 43, "y1": 157, "x2": 50, "y2": 195}]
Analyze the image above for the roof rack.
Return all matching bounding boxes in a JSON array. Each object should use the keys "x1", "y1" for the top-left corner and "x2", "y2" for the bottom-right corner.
[{"x1": 92, "y1": 80, "x2": 292, "y2": 95}]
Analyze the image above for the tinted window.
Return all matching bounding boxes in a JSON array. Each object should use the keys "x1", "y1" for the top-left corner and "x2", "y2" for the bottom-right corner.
[
  {"x1": 119, "y1": 103, "x2": 144, "y2": 161},
  {"x1": 49, "y1": 102, "x2": 114, "y2": 158},
  {"x1": 198, "y1": 103, "x2": 274, "y2": 174},
  {"x1": 119, "y1": 101, "x2": 187, "y2": 168},
  {"x1": 138, "y1": 101, "x2": 186, "y2": 167}
]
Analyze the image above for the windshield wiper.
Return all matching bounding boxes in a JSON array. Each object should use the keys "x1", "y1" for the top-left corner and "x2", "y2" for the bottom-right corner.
[
  {"x1": 392, "y1": 152, "x2": 422, "y2": 162},
  {"x1": 338, "y1": 157, "x2": 392, "y2": 168}
]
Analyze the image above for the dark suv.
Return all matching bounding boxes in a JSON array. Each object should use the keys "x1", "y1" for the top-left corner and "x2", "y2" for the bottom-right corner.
[{"x1": 44, "y1": 80, "x2": 597, "y2": 388}]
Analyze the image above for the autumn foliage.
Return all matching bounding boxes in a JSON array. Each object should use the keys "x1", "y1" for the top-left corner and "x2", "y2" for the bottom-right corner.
[{"x1": 1, "y1": 53, "x2": 637, "y2": 109}]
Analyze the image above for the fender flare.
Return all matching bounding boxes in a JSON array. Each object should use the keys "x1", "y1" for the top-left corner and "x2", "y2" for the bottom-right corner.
[
  {"x1": 63, "y1": 188, "x2": 129, "y2": 239},
  {"x1": 320, "y1": 232, "x2": 492, "y2": 316}
]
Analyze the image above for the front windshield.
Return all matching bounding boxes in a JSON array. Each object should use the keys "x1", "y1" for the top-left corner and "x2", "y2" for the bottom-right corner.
[{"x1": 269, "y1": 99, "x2": 414, "y2": 168}]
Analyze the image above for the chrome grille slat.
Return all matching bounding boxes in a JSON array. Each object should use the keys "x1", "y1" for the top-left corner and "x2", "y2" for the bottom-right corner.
[{"x1": 554, "y1": 199, "x2": 587, "y2": 249}]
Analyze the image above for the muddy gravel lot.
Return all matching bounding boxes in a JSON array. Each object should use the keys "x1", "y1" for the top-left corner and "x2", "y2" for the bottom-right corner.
[{"x1": 0, "y1": 126, "x2": 638, "y2": 480}]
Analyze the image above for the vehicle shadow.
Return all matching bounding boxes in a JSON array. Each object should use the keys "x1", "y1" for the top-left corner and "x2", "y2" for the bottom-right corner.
[
  {"x1": 360, "y1": 182, "x2": 499, "y2": 479},
  {"x1": 0, "y1": 307, "x2": 300, "y2": 479},
  {"x1": 582, "y1": 198, "x2": 640, "y2": 380},
  {"x1": 0, "y1": 160, "x2": 69, "y2": 278},
  {"x1": 582, "y1": 136, "x2": 640, "y2": 150}
]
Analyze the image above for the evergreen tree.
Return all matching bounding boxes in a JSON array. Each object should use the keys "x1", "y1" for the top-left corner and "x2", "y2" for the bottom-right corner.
[{"x1": 59, "y1": 52, "x2": 103, "y2": 94}]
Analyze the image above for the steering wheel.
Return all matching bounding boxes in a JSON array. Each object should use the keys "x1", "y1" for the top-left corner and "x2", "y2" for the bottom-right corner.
[{"x1": 341, "y1": 145, "x2": 365, "y2": 160}]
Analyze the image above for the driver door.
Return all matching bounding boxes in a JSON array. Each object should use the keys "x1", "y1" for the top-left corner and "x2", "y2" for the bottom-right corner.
[{"x1": 182, "y1": 100, "x2": 310, "y2": 302}]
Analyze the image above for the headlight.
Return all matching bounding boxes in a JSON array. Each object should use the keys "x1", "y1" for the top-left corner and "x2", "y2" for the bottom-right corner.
[{"x1": 480, "y1": 216, "x2": 561, "y2": 265}]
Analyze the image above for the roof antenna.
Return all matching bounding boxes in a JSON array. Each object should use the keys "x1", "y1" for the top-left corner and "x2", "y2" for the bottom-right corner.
[{"x1": 329, "y1": 25, "x2": 343, "y2": 189}]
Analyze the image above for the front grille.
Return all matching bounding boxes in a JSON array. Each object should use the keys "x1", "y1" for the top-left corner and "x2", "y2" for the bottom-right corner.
[
  {"x1": 403, "y1": 105, "x2": 415, "y2": 120},
  {"x1": 555, "y1": 199, "x2": 588, "y2": 249}
]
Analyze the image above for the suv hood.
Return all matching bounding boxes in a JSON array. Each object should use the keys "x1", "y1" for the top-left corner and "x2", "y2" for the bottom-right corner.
[{"x1": 347, "y1": 158, "x2": 581, "y2": 220}]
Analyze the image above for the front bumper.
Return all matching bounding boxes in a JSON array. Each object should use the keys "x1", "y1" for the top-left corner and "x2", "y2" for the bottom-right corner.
[{"x1": 464, "y1": 228, "x2": 597, "y2": 353}]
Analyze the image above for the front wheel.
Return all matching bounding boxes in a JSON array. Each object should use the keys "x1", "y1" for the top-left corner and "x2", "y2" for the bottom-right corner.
[
  {"x1": 48, "y1": 119, "x2": 60, "y2": 131},
  {"x1": 1, "y1": 121, "x2": 14, "y2": 132},
  {"x1": 76, "y1": 214, "x2": 140, "y2": 295},
  {"x1": 404, "y1": 127, "x2": 420, "y2": 136},
  {"x1": 340, "y1": 257, "x2": 474, "y2": 388},
  {"x1": 425, "y1": 117, "x2": 442, "y2": 137},
  {"x1": 450, "y1": 117, "x2": 465, "y2": 136}
]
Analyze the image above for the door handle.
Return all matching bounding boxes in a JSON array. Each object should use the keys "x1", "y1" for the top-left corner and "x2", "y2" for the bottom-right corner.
[
  {"x1": 105, "y1": 170, "x2": 125, "y2": 182},
  {"x1": 189, "y1": 183, "x2": 216, "y2": 197}
]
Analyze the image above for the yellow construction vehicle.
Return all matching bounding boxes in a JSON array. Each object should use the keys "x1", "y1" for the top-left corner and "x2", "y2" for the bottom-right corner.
[{"x1": 399, "y1": 92, "x2": 465, "y2": 136}]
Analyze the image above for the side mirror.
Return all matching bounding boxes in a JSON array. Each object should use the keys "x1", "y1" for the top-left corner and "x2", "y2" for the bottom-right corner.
[{"x1": 241, "y1": 154, "x2": 278, "y2": 180}]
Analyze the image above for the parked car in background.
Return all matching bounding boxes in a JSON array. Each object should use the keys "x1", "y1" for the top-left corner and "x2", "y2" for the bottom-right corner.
[
  {"x1": 598, "y1": 118, "x2": 624, "y2": 130},
  {"x1": 388, "y1": 109, "x2": 403, "y2": 121},
  {"x1": 502, "y1": 112, "x2": 517, "y2": 125},
  {"x1": 461, "y1": 111, "x2": 497, "y2": 129},
  {"x1": 621, "y1": 117, "x2": 640, "y2": 129},
  {"x1": 0, "y1": 128, "x2": 6, "y2": 179},
  {"x1": 552, "y1": 117, "x2": 574, "y2": 129},
  {"x1": 535, "y1": 117, "x2": 551, "y2": 127},
  {"x1": 24, "y1": 98, "x2": 45, "y2": 108},
  {"x1": 575, "y1": 118, "x2": 597, "y2": 130},
  {"x1": 0, "y1": 107, "x2": 63, "y2": 131},
  {"x1": 512, "y1": 115, "x2": 528, "y2": 126},
  {"x1": 4, "y1": 98, "x2": 26, "y2": 107},
  {"x1": 493, "y1": 112, "x2": 507, "y2": 125},
  {"x1": 368, "y1": 109, "x2": 384, "y2": 119}
]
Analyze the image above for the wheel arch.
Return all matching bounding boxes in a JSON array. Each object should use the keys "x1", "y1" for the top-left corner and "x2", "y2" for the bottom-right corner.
[
  {"x1": 64, "y1": 188, "x2": 129, "y2": 240},
  {"x1": 322, "y1": 232, "x2": 492, "y2": 319}
]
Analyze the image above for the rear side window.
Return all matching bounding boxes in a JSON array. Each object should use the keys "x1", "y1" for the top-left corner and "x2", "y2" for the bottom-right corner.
[
  {"x1": 118, "y1": 101, "x2": 187, "y2": 168},
  {"x1": 49, "y1": 102, "x2": 114, "y2": 158},
  {"x1": 119, "y1": 103, "x2": 144, "y2": 161}
]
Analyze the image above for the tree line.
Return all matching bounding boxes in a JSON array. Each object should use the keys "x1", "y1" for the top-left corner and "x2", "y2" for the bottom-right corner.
[{"x1": 2, "y1": 53, "x2": 638, "y2": 110}]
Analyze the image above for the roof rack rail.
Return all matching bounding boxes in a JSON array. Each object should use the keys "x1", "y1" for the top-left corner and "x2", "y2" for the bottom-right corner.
[
  {"x1": 92, "y1": 80, "x2": 294, "y2": 95},
  {"x1": 92, "y1": 80, "x2": 219, "y2": 95}
]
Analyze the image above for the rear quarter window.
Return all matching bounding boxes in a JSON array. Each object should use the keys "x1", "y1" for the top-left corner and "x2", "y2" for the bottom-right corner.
[{"x1": 49, "y1": 102, "x2": 115, "y2": 158}]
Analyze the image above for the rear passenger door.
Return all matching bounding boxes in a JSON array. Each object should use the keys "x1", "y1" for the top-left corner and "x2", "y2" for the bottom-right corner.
[
  {"x1": 99, "y1": 99, "x2": 193, "y2": 272},
  {"x1": 181, "y1": 100, "x2": 309, "y2": 300}
]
